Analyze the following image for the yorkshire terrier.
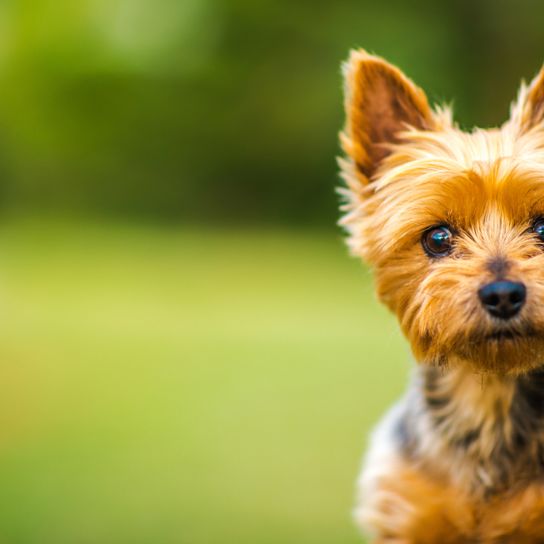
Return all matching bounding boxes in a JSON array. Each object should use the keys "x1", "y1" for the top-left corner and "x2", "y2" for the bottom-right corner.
[{"x1": 339, "y1": 50, "x2": 544, "y2": 543}]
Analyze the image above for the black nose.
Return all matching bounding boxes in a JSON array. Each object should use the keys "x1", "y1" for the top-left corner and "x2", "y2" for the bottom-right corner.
[{"x1": 478, "y1": 281, "x2": 526, "y2": 319}]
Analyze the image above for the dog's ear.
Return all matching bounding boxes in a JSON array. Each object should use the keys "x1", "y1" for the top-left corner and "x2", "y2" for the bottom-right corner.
[
  {"x1": 341, "y1": 50, "x2": 435, "y2": 181},
  {"x1": 509, "y1": 65, "x2": 544, "y2": 132}
]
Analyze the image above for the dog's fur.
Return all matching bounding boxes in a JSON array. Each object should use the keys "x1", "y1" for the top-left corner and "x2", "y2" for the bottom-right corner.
[{"x1": 339, "y1": 50, "x2": 544, "y2": 542}]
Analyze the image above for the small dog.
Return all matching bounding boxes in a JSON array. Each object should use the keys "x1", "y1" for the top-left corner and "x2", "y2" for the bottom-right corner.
[{"x1": 339, "y1": 50, "x2": 544, "y2": 543}]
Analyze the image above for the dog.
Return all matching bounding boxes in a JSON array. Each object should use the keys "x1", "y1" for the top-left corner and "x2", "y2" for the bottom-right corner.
[{"x1": 339, "y1": 50, "x2": 544, "y2": 543}]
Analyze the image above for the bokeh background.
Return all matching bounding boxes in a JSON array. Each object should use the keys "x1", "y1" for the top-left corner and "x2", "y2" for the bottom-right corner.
[{"x1": 0, "y1": 1, "x2": 542, "y2": 543}]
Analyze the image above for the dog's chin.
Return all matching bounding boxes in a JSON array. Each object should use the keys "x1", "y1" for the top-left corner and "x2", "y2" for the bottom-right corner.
[{"x1": 427, "y1": 329, "x2": 544, "y2": 376}]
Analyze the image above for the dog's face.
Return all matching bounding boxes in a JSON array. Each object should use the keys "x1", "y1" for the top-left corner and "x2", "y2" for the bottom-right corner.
[{"x1": 340, "y1": 50, "x2": 544, "y2": 374}]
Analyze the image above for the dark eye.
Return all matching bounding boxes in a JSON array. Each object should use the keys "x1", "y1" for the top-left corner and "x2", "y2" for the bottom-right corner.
[
  {"x1": 422, "y1": 225, "x2": 453, "y2": 257},
  {"x1": 533, "y1": 217, "x2": 544, "y2": 242}
]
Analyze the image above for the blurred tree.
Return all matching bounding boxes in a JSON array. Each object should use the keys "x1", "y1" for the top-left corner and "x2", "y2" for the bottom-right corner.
[{"x1": 0, "y1": 0, "x2": 541, "y2": 224}]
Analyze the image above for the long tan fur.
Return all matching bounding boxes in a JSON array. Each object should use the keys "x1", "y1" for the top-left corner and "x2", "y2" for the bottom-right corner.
[{"x1": 341, "y1": 49, "x2": 544, "y2": 542}]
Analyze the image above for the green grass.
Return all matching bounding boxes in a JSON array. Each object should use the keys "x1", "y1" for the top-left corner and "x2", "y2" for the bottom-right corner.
[{"x1": 0, "y1": 218, "x2": 410, "y2": 544}]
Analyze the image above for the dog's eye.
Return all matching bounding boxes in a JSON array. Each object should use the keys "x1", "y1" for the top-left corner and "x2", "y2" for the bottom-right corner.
[
  {"x1": 532, "y1": 218, "x2": 544, "y2": 242},
  {"x1": 422, "y1": 226, "x2": 453, "y2": 257}
]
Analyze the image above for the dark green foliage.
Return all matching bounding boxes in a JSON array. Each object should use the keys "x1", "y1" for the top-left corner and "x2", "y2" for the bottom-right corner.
[{"x1": 0, "y1": 0, "x2": 542, "y2": 223}]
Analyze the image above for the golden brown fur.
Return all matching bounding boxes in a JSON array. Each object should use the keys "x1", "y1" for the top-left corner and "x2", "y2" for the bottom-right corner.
[
  {"x1": 340, "y1": 50, "x2": 544, "y2": 542},
  {"x1": 358, "y1": 454, "x2": 544, "y2": 543}
]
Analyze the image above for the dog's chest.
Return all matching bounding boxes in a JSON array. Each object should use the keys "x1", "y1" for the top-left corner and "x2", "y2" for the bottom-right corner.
[
  {"x1": 413, "y1": 366, "x2": 544, "y2": 493},
  {"x1": 362, "y1": 452, "x2": 544, "y2": 543},
  {"x1": 447, "y1": 481, "x2": 544, "y2": 542}
]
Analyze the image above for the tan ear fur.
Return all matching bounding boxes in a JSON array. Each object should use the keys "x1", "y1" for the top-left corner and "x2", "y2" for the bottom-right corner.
[
  {"x1": 341, "y1": 49, "x2": 435, "y2": 181},
  {"x1": 509, "y1": 65, "x2": 544, "y2": 132}
]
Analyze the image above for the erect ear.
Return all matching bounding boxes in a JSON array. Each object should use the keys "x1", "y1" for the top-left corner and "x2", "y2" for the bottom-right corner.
[
  {"x1": 509, "y1": 65, "x2": 544, "y2": 132},
  {"x1": 340, "y1": 50, "x2": 435, "y2": 181}
]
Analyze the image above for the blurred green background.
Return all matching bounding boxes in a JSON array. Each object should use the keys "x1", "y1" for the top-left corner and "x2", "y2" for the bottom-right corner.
[{"x1": 0, "y1": 1, "x2": 542, "y2": 542}]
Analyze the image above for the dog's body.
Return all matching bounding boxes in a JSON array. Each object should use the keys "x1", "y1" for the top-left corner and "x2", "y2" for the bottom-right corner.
[
  {"x1": 358, "y1": 367, "x2": 544, "y2": 542},
  {"x1": 340, "y1": 51, "x2": 544, "y2": 542}
]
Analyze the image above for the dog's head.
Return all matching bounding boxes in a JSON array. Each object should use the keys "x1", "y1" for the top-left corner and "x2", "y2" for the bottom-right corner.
[{"x1": 340, "y1": 50, "x2": 544, "y2": 374}]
